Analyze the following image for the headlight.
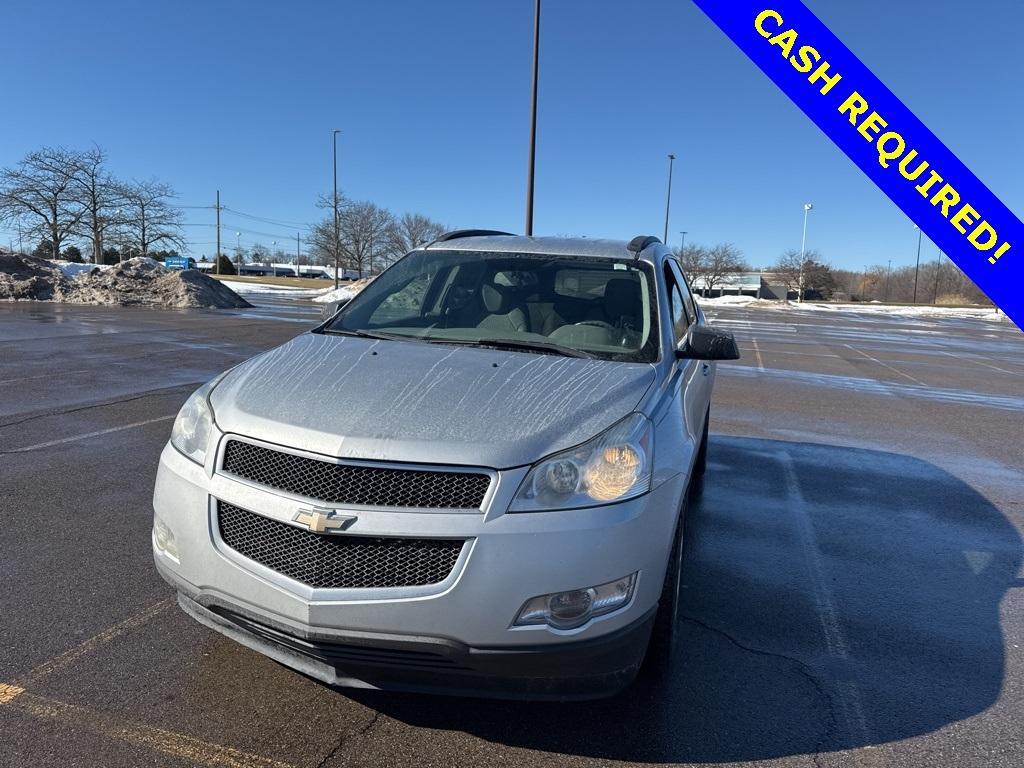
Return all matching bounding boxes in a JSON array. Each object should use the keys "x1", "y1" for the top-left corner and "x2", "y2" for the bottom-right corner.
[
  {"x1": 169, "y1": 378, "x2": 220, "y2": 465},
  {"x1": 510, "y1": 413, "x2": 653, "y2": 511}
]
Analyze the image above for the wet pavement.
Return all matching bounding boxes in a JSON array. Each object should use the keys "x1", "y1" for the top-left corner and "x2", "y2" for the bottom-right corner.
[{"x1": 1, "y1": 299, "x2": 1022, "y2": 767}]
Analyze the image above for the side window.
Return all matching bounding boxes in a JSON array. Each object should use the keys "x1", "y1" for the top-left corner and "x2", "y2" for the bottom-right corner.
[
  {"x1": 668, "y1": 259, "x2": 698, "y2": 324},
  {"x1": 663, "y1": 264, "x2": 689, "y2": 343}
]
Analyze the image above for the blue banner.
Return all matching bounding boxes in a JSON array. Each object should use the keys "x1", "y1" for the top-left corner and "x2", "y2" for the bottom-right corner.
[{"x1": 692, "y1": 0, "x2": 1022, "y2": 328}]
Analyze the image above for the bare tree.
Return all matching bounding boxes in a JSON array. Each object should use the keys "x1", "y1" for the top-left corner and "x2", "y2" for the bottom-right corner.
[
  {"x1": 773, "y1": 249, "x2": 836, "y2": 299},
  {"x1": 71, "y1": 146, "x2": 124, "y2": 264},
  {"x1": 703, "y1": 243, "x2": 749, "y2": 294},
  {"x1": 120, "y1": 180, "x2": 184, "y2": 257},
  {"x1": 0, "y1": 147, "x2": 87, "y2": 260},
  {"x1": 385, "y1": 212, "x2": 447, "y2": 264},
  {"x1": 341, "y1": 202, "x2": 394, "y2": 277},
  {"x1": 675, "y1": 244, "x2": 708, "y2": 289}
]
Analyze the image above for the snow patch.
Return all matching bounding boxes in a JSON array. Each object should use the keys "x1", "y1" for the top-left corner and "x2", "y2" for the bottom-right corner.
[{"x1": 311, "y1": 278, "x2": 374, "y2": 304}]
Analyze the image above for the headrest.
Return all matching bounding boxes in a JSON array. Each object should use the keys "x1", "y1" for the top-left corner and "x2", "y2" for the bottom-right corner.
[
  {"x1": 604, "y1": 278, "x2": 641, "y2": 318},
  {"x1": 482, "y1": 282, "x2": 518, "y2": 313}
]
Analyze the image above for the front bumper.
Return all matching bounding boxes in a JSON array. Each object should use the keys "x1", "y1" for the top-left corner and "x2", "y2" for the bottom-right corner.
[
  {"x1": 167, "y1": 581, "x2": 654, "y2": 699},
  {"x1": 153, "y1": 435, "x2": 686, "y2": 697}
]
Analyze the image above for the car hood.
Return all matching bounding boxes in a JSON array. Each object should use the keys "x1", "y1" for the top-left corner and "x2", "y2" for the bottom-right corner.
[{"x1": 209, "y1": 332, "x2": 657, "y2": 469}]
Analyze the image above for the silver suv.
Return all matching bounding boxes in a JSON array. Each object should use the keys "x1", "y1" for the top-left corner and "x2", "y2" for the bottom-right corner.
[{"x1": 152, "y1": 232, "x2": 738, "y2": 699}]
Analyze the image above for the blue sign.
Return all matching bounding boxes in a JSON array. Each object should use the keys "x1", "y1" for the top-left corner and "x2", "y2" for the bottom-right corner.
[
  {"x1": 692, "y1": 0, "x2": 1023, "y2": 328},
  {"x1": 164, "y1": 256, "x2": 190, "y2": 270}
]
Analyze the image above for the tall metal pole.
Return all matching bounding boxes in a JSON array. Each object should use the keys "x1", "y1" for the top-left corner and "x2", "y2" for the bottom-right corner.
[
  {"x1": 885, "y1": 259, "x2": 892, "y2": 301},
  {"x1": 296, "y1": 232, "x2": 301, "y2": 277},
  {"x1": 333, "y1": 129, "x2": 341, "y2": 289},
  {"x1": 215, "y1": 190, "x2": 221, "y2": 276},
  {"x1": 679, "y1": 231, "x2": 688, "y2": 252},
  {"x1": 798, "y1": 203, "x2": 813, "y2": 303},
  {"x1": 663, "y1": 154, "x2": 676, "y2": 244},
  {"x1": 525, "y1": 0, "x2": 540, "y2": 237},
  {"x1": 933, "y1": 247, "x2": 943, "y2": 305},
  {"x1": 912, "y1": 225, "x2": 923, "y2": 303}
]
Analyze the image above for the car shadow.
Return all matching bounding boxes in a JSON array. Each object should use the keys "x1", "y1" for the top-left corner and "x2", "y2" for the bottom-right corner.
[{"x1": 348, "y1": 436, "x2": 1021, "y2": 763}]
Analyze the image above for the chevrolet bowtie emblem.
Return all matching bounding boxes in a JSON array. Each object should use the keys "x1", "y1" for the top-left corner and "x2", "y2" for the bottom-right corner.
[{"x1": 293, "y1": 507, "x2": 357, "y2": 534}]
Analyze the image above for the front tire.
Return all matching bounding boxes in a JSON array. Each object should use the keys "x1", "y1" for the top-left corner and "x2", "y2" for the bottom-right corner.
[{"x1": 646, "y1": 493, "x2": 688, "y2": 668}]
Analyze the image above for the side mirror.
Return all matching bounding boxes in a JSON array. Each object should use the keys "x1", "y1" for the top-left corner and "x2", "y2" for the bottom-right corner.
[
  {"x1": 675, "y1": 325, "x2": 740, "y2": 361},
  {"x1": 321, "y1": 298, "x2": 350, "y2": 320}
]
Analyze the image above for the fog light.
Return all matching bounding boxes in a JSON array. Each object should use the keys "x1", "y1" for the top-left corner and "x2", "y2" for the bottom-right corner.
[
  {"x1": 549, "y1": 589, "x2": 594, "y2": 627},
  {"x1": 154, "y1": 518, "x2": 179, "y2": 561},
  {"x1": 514, "y1": 573, "x2": 637, "y2": 630}
]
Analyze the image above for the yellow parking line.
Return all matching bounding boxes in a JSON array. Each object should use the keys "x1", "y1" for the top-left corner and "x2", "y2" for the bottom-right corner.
[
  {"x1": 16, "y1": 597, "x2": 175, "y2": 687},
  {"x1": 0, "y1": 683, "x2": 25, "y2": 704},
  {"x1": 0, "y1": 689, "x2": 299, "y2": 768}
]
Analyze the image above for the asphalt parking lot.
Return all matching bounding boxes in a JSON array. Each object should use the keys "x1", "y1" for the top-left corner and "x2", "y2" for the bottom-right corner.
[{"x1": 1, "y1": 298, "x2": 1022, "y2": 768}]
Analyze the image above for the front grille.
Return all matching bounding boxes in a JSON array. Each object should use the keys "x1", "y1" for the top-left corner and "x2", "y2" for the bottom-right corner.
[
  {"x1": 217, "y1": 501, "x2": 465, "y2": 589},
  {"x1": 222, "y1": 440, "x2": 490, "y2": 509}
]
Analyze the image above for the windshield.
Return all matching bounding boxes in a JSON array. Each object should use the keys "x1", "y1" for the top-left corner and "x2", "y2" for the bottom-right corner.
[{"x1": 323, "y1": 249, "x2": 660, "y2": 363}]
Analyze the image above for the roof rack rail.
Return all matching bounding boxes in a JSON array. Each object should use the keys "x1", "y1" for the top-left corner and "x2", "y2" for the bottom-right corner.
[
  {"x1": 627, "y1": 235, "x2": 661, "y2": 255},
  {"x1": 425, "y1": 229, "x2": 517, "y2": 248}
]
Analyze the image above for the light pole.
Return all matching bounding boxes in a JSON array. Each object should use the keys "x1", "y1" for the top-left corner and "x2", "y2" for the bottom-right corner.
[
  {"x1": 333, "y1": 129, "x2": 341, "y2": 289},
  {"x1": 885, "y1": 259, "x2": 893, "y2": 301},
  {"x1": 272, "y1": 241, "x2": 278, "y2": 277},
  {"x1": 912, "y1": 224, "x2": 923, "y2": 303},
  {"x1": 296, "y1": 232, "x2": 301, "y2": 278},
  {"x1": 798, "y1": 203, "x2": 813, "y2": 303},
  {"x1": 525, "y1": 0, "x2": 541, "y2": 237},
  {"x1": 663, "y1": 154, "x2": 676, "y2": 244},
  {"x1": 236, "y1": 231, "x2": 241, "y2": 274},
  {"x1": 933, "y1": 247, "x2": 943, "y2": 304},
  {"x1": 679, "y1": 231, "x2": 688, "y2": 252}
]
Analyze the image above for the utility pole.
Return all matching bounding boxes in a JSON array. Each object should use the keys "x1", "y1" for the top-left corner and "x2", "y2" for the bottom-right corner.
[
  {"x1": 296, "y1": 232, "x2": 301, "y2": 277},
  {"x1": 333, "y1": 129, "x2": 341, "y2": 289},
  {"x1": 663, "y1": 154, "x2": 676, "y2": 244},
  {"x1": 912, "y1": 225, "x2": 923, "y2": 303},
  {"x1": 885, "y1": 259, "x2": 893, "y2": 301},
  {"x1": 679, "y1": 231, "x2": 688, "y2": 252},
  {"x1": 525, "y1": 0, "x2": 541, "y2": 237},
  {"x1": 933, "y1": 248, "x2": 943, "y2": 304},
  {"x1": 798, "y1": 203, "x2": 813, "y2": 303},
  {"x1": 215, "y1": 191, "x2": 221, "y2": 275}
]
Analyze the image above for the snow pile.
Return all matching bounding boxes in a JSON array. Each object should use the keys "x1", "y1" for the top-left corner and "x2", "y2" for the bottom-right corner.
[
  {"x1": 697, "y1": 295, "x2": 781, "y2": 307},
  {"x1": 50, "y1": 260, "x2": 112, "y2": 278},
  {"x1": 0, "y1": 253, "x2": 251, "y2": 308},
  {"x1": 219, "y1": 280, "x2": 329, "y2": 298},
  {"x1": 0, "y1": 253, "x2": 66, "y2": 300},
  {"x1": 695, "y1": 291, "x2": 1009, "y2": 322},
  {"x1": 312, "y1": 278, "x2": 374, "y2": 304}
]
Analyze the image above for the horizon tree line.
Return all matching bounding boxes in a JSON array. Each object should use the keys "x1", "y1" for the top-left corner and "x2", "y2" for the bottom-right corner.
[{"x1": 0, "y1": 146, "x2": 184, "y2": 264}]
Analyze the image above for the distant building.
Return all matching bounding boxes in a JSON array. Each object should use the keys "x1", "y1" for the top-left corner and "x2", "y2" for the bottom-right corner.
[{"x1": 689, "y1": 272, "x2": 790, "y2": 300}]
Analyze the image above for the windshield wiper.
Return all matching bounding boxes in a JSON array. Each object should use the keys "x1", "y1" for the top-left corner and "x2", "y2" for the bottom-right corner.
[
  {"x1": 455, "y1": 337, "x2": 594, "y2": 359},
  {"x1": 323, "y1": 328, "x2": 412, "y2": 342}
]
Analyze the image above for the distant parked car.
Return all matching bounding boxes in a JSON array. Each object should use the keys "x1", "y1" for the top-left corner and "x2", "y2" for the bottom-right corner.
[{"x1": 153, "y1": 231, "x2": 738, "y2": 699}]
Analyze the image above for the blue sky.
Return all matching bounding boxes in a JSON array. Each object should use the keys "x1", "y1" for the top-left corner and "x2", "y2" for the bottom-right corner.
[{"x1": 2, "y1": 0, "x2": 1021, "y2": 270}]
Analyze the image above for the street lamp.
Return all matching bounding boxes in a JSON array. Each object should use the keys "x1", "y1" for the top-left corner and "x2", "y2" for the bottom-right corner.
[
  {"x1": 885, "y1": 258, "x2": 893, "y2": 301},
  {"x1": 933, "y1": 246, "x2": 943, "y2": 304},
  {"x1": 235, "y1": 231, "x2": 241, "y2": 274},
  {"x1": 912, "y1": 224, "x2": 923, "y2": 303},
  {"x1": 272, "y1": 240, "x2": 278, "y2": 277},
  {"x1": 333, "y1": 129, "x2": 341, "y2": 289},
  {"x1": 663, "y1": 154, "x2": 676, "y2": 244},
  {"x1": 525, "y1": 0, "x2": 541, "y2": 237},
  {"x1": 798, "y1": 203, "x2": 813, "y2": 303},
  {"x1": 679, "y1": 231, "x2": 688, "y2": 252}
]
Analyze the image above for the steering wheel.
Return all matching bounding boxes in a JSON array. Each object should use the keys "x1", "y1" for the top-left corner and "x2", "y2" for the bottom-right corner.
[{"x1": 573, "y1": 320, "x2": 615, "y2": 330}]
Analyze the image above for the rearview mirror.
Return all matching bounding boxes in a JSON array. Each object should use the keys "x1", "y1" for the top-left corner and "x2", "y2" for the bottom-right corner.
[{"x1": 676, "y1": 325, "x2": 740, "y2": 361}]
